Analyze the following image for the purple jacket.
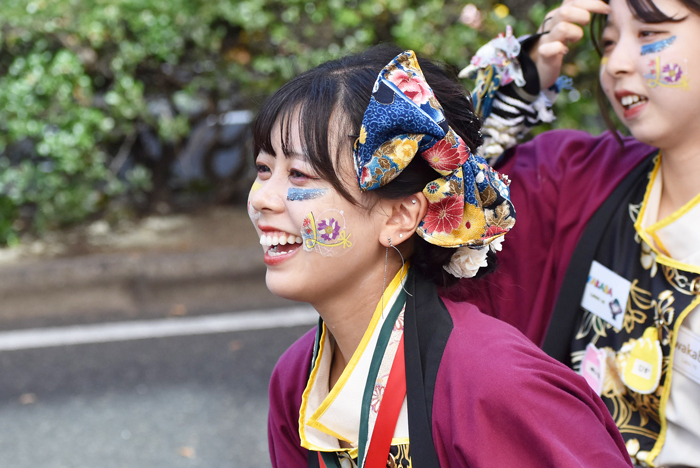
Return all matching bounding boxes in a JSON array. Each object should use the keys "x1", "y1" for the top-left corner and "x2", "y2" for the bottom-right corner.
[
  {"x1": 452, "y1": 130, "x2": 655, "y2": 345},
  {"x1": 268, "y1": 272, "x2": 632, "y2": 467}
]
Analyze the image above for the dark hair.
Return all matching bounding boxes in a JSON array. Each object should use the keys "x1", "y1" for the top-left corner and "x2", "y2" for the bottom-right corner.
[
  {"x1": 591, "y1": 0, "x2": 700, "y2": 138},
  {"x1": 253, "y1": 44, "x2": 489, "y2": 288}
]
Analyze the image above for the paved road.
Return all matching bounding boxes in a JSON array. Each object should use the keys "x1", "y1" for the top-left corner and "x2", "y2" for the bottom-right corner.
[{"x1": 0, "y1": 314, "x2": 315, "y2": 467}]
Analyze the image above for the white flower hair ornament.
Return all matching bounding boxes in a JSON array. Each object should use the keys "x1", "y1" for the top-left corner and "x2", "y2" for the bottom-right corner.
[
  {"x1": 353, "y1": 50, "x2": 516, "y2": 279},
  {"x1": 444, "y1": 235, "x2": 507, "y2": 279}
]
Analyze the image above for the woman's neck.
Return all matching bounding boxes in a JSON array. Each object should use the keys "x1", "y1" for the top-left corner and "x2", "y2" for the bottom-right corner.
[
  {"x1": 658, "y1": 143, "x2": 700, "y2": 220},
  {"x1": 313, "y1": 260, "x2": 403, "y2": 381}
]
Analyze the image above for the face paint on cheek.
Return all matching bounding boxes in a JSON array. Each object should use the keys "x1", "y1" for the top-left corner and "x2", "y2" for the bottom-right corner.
[
  {"x1": 644, "y1": 56, "x2": 690, "y2": 90},
  {"x1": 287, "y1": 188, "x2": 328, "y2": 201},
  {"x1": 600, "y1": 56, "x2": 608, "y2": 78},
  {"x1": 300, "y1": 209, "x2": 353, "y2": 256},
  {"x1": 248, "y1": 181, "x2": 262, "y2": 221},
  {"x1": 641, "y1": 36, "x2": 676, "y2": 56}
]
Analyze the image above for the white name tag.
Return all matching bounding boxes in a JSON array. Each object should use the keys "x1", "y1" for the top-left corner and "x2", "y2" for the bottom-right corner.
[
  {"x1": 580, "y1": 261, "x2": 631, "y2": 330},
  {"x1": 674, "y1": 326, "x2": 700, "y2": 385}
]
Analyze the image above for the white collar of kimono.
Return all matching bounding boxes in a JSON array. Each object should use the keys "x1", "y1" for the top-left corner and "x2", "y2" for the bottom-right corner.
[
  {"x1": 637, "y1": 155, "x2": 700, "y2": 271},
  {"x1": 298, "y1": 267, "x2": 410, "y2": 455}
]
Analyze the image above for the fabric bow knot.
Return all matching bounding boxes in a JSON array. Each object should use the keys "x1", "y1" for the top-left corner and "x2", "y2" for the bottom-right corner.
[{"x1": 353, "y1": 50, "x2": 515, "y2": 248}]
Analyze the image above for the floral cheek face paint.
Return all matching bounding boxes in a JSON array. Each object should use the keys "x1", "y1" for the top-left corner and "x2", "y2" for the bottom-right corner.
[
  {"x1": 644, "y1": 56, "x2": 690, "y2": 90},
  {"x1": 641, "y1": 36, "x2": 676, "y2": 56},
  {"x1": 287, "y1": 188, "x2": 328, "y2": 201},
  {"x1": 301, "y1": 209, "x2": 353, "y2": 256}
]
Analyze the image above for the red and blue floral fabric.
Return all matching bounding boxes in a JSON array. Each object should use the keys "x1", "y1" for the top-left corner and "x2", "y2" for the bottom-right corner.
[{"x1": 353, "y1": 50, "x2": 515, "y2": 248}]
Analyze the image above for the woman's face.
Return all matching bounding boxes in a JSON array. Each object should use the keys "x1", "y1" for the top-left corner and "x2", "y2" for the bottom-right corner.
[
  {"x1": 600, "y1": 0, "x2": 700, "y2": 149},
  {"x1": 248, "y1": 118, "x2": 388, "y2": 304}
]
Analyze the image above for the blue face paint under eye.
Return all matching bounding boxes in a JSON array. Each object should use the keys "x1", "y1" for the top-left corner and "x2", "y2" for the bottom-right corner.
[
  {"x1": 641, "y1": 36, "x2": 676, "y2": 55},
  {"x1": 287, "y1": 188, "x2": 328, "y2": 201}
]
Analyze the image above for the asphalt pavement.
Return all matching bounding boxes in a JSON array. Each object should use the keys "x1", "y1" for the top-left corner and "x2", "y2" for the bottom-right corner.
[
  {"x1": 0, "y1": 206, "x2": 314, "y2": 467},
  {"x1": 0, "y1": 318, "x2": 314, "y2": 467}
]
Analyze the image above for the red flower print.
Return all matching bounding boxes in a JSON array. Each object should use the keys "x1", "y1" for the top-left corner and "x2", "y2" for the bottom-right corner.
[
  {"x1": 302, "y1": 217, "x2": 313, "y2": 236},
  {"x1": 387, "y1": 70, "x2": 432, "y2": 105},
  {"x1": 647, "y1": 60, "x2": 657, "y2": 75},
  {"x1": 422, "y1": 140, "x2": 468, "y2": 172},
  {"x1": 422, "y1": 195, "x2": 463, "y2": 234},
  {"x1": 484, "y1": 225, "x2": 506, "y2": 238}
]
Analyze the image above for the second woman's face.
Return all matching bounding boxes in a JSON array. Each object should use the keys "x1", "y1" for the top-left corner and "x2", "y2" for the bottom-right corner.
[
  {"x1": 248, "y1": 119, "x2": 388, "y2": 304},
  {"x1": 600, "y1": 0, "x2": 700, "y2": 149}
]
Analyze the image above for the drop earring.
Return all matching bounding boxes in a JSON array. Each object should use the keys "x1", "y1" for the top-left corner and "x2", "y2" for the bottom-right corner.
[
  {"x1": 382, "y1": 237, "x2": 390, "y2": 314},
  {"x1": 388, "y1": 237, "x2": 412, "y2": 297}
]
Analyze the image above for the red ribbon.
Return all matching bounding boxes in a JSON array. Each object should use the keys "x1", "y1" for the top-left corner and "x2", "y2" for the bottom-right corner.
[{"x1": 363, "y1": 334, "x2": 406, "y2": 467}]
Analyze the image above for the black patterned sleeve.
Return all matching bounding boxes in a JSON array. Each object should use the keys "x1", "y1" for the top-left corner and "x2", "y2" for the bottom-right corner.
[{"x1": 464, "y1": 33, "x2": 565, "y2": 164}]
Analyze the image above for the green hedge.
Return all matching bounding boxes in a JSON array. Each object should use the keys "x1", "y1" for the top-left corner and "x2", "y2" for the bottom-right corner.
[{"x1": 0, "y1": 0, "x2": 604, "y2": 246}]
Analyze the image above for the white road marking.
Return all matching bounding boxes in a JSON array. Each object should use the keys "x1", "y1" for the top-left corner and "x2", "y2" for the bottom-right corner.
[{"x1": 0, "y1": 306, "x2": 318, "y2": 351}]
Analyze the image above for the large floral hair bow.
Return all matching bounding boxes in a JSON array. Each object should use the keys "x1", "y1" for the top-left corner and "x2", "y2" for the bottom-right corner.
[{"x1": 353, "y1": 50, "x2": 515, "y2": 267}]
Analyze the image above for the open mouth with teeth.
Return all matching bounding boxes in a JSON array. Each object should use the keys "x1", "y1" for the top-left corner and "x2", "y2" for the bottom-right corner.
[
  {"x1": 620, "y1": 94, "x2": 648, "y2": 110},
  {"x1": 260, "y1": 231, "x2": 304, "y2": 257}
]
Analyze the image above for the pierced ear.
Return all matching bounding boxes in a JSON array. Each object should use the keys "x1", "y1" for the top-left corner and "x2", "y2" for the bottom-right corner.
[{"x1": 379, "y1": 193, "x2": 428, "y2": 247}]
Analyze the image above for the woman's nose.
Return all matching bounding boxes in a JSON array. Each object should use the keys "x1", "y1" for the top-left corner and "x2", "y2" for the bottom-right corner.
[
  {"x1": 604, "y1": 40, "x2": 636, "y2": 77},
  {"x1": 250, "y1": 178, "x2": 286, "y2": 214}
]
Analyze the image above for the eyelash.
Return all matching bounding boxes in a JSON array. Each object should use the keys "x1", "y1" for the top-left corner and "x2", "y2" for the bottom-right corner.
[
  {"x1": 255, "y1": 164, "x2": 316, "y2": 180},
  {"x1": 289, "y1": 169, "x2": 312, "y2": 179}
]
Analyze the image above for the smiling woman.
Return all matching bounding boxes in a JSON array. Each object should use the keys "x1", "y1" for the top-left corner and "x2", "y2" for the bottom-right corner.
[
  {"x1": 457, "y1": 0, "x2": 700, "y2": 465},
  {"x1": 249, "y1": 45, "x2": 634, "y2": 468}
]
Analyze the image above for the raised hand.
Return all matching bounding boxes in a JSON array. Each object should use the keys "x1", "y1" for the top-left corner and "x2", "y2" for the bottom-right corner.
[{"x1": 532, "y1": 0, "x2": 611, "y2": 89}]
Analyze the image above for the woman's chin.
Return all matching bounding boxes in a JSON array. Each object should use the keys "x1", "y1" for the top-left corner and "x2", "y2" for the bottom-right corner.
[{"x1": 265, "y1": 273, "x2": 310, "y2": 303}]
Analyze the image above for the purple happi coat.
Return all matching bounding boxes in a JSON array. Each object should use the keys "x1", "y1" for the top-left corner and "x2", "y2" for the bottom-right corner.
[
  {"x1": 268, "y1": 271, "x2": 633, "y2": 467},
  {"x1": 453, "y1": 130, "x2": 655, "y2": 346}
]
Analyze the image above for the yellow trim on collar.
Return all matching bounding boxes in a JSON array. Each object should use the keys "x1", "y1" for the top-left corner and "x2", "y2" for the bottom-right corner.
[
  {"x1": 298, "y1": 324, "x2": 330, "y2": 451},
  {"x1": 646, "y1": 188, "x2": 700, "y2": 234},
  {"x1": 634, "y1": 157, "x2": 700, "y2": 275},
  {"x1": 299, "y1": 263, "x2": 409, "y2": 448},
  {"x1": 649, "y1": 231, "x2": 671, "y2": 258},
  {"x1": 646, "y1": 295, "x2": 700, "y2": 466}
]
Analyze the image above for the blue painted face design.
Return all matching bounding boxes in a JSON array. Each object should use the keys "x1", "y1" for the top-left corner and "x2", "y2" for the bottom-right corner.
[
  {"x1": 641, "y1": 36, "x2": 676, "y2": 55},
  {"x1": 287, "y1": 188, "x2": 328, "y2": 201}
]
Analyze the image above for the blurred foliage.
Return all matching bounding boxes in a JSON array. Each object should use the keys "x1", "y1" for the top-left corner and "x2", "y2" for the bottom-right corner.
[{"x1": 0, "y1": 0, "x2": 606, "y2": 246}]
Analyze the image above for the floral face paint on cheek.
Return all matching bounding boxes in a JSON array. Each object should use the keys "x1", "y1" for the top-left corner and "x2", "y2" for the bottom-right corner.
[
  {"x1": 300, "y1": 209, "x2": 352, "y2": 256},
  {"x1": 641, "y1": 36, "x2": 676, "y2": 55},
  {"x1": 644, "y1": 56, "x2": 690, "y2": 90},
  {"x1": 286, "y1": 188, "x2": 328, "y2": 201}
]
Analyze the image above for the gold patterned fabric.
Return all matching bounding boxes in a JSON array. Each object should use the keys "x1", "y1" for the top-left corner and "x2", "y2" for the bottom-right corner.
[{"x1": 570, "y1": 157, "x2": 700, "y2": 466}]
